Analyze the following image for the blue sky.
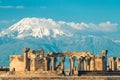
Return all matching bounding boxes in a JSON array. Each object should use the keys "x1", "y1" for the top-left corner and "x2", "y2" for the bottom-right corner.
[{"x1": 0, "y1": 0, "x2": 120, "y2": 33}]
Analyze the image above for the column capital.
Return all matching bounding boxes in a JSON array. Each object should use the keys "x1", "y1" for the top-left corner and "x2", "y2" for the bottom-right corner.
[{"x1": 23, "y1": 48, "x2": 30, "y2": 53}]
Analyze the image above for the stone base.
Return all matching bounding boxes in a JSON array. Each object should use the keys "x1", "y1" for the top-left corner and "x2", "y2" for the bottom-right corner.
[{"x1": 0, "y1": 76, "x2": 120, "y2": 80}]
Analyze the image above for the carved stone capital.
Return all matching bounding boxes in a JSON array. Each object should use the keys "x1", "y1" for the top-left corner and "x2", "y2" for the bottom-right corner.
[{"x1": 23, "y1": 48, "x2": 30, "y2": 53}]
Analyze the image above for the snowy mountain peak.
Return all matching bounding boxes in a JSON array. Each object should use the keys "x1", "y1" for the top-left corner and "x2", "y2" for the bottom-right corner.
[{"x1": 0, "y1": 18, "x2": 72, "y2": 39}]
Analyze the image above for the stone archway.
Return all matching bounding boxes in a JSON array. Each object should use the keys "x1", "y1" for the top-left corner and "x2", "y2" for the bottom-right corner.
[{"x1": 77, "y1": 56, "x2": 85, "y2": 71}]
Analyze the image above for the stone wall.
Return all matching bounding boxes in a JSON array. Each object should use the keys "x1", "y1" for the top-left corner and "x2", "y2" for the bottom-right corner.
[
  {"x1": 9, "y1": 48, "x2": 112, "y2": 76},
  {"x1": 10, "y1": 55, "x2": 25, "y2": 71},
  {"x1": 9, "y1": 49, "x2": 107, "y2": 75},
  {"x1": 94, "y1": 56, "x2": 103, "y2": 71}
]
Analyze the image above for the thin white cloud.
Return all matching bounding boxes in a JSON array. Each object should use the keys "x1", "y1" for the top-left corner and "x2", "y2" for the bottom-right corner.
[
  {"x1": 16, "y1": 6, "x2": 24, "y2": 9},
  {"x1": 58, "y1": 21, "x2": 118, "y2": 32},
  {"x1": 98, "y1": 21, "x2": 118, "y2": 32},
  {"x1": 89, "y1": 21, "x2": 118, "y2": 32},
  {"x1": 0, "y1": 6, "x2": 13, "y2": 8},
  {"x1": 0, "y1": 19, "x2": 16, "y2": 24},
  {"x1": 40, "y1": 6, "x2": 47, "y2": 9},
  {"x1": 0, "y1": 6, "x2": 24, "y2": 9},
  {"x1": 0, "y1": 20, "x2": 9, "y2": 24}
]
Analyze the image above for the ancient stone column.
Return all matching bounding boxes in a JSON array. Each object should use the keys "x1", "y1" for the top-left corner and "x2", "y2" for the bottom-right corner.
[
  {"x1": 54, "y1": 57, "x2": 57, "y2": 69},
  {"x1": 102, "y1": 50, "x2": 108, "y2": 71},
  {"x1": 51, "y1": 57, "x2": 55, "y2": 71},
  {"x1": 32, "y1": 58, "x2": 36, "y2": 71},
  {"x1": 80, "y1": 57, "x2": 84, "y2": 71},
  {"x1": 88, "y1": 60, "x2": 90, "y2": 71},
  {"x1": 29, "y1": 50, "x2": 36, "y2": 71},
  {"x1": 70, "y1": 57, "x2": 74, "y2": 75},
  {"x1": 84, "y1": 59, "x2": 87, "y2": 71},
  {"x1": 90, "y1": 56, "x2": 95, "y2": 71},
  {"x1": 78, "y1": 58, "x2": 82, "y2": 71},
  {"x1": 86, "y1": 57, "x2": 91, "y2": 71},
  {"x1": 23, "y1": 48, "x2": 30, "y2": 71},
  {"x1": 44, "y1": 57, "x2": 48, "y2": 71}
]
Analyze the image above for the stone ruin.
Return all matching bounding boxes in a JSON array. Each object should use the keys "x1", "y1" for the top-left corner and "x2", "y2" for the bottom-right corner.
[{"x1": 9, "y1": 48, "x2": 120, "y2": 76}]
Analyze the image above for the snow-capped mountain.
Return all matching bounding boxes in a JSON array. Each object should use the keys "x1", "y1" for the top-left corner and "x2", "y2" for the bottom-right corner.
[
  {"x1": 0, "y1": 18, "x2": 72, "y2": 39},
  {"x1": 0, "y1": 17, "x2": 120, "y2": 66}
]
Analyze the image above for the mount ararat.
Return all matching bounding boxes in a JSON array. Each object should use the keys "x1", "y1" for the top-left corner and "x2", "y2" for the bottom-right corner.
[{"x1": 0, "y1": 17, "x2": 120, "y2": 66}]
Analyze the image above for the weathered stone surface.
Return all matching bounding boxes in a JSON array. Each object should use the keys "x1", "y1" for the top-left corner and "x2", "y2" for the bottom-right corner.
[
  {"x1": 6, "y1": 48, "x2": 120, "y2": 76},
  {"x1": 108, "y1": 57, "x2": 120, "y2": 71}
]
